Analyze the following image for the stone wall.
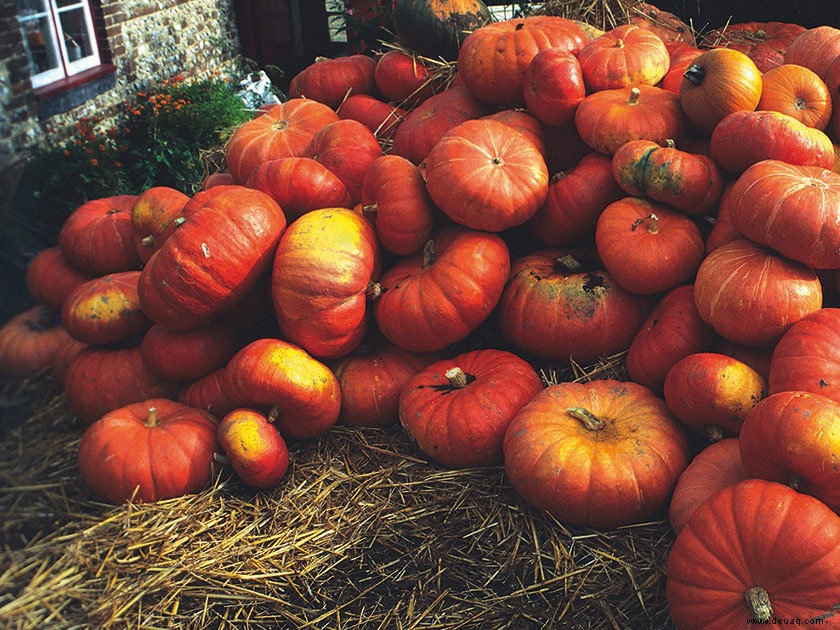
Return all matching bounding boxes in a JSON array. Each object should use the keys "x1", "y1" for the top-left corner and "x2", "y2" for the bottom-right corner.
[{"x1": 1, "y1": 0, "x2": 242, "y2": 152}]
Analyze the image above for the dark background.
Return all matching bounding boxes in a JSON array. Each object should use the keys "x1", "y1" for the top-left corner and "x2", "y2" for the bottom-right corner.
[{"x1": 652, "y1": 0, "x2": 840, "y2": 30}]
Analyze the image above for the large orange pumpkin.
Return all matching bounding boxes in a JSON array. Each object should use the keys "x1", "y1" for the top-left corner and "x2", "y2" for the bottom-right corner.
[
  {"x1": 577, "y1": 24, "x2": 670, "y2": 92},
  {"x1": 757, "y1": 63, "x2": 833, "y2": 130},
  {"x1": 503, "y1": 379, "x2": 691, "y2": 529}
]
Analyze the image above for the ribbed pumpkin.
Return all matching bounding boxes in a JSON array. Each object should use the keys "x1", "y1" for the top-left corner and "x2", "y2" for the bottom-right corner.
[
  {"x1": 739, "y1": 390, "x2": 840, "y2": 511},
  {"x1": 423, "y1": 118, "x2": 549, "y2": 232},
  {"x1": 245, "y1": 156, "x2": 352, "y2": 222},
  {"x1": 497, "y1": 250, "x2": 651, "y2": 365},
  {"x1": 577, "y1": 24, "x2": 670, "y2": 92},
  {"x1": 693, "y1": 239, "x2": 823, "y2": 348},
  {"x1": 667, "y1": 438, "x2": 748, "y2": 535},
  {"x1": 594, "y1": 197, "x2": 705, "y2": 295},
  {"x1": 58, "y1": 195, "x2": 141, "y2": 275},
  {"x1": 271, "y1": 208, "x2": 380, "y2": 360},
  {"x1": 528, "y1": 152, "x2": 624, "y2": 248},
  {"x1": 710, "y1": 110, "x2": 835, "y2": 174},
  {"x1": 758, "y1": 63, "x2": 833, "y2": 130},
  {"x1": 392, "y1": 0, "x2": 491, "y2": 61},
  {"x1": 522, "y1": 48, "x2": 585, "y2": 127},
  {"x1": 61, "y1": 271, "x2": 151, "y2": 346},
  {"x1": 222, "y1": 338, "x2": 342, "y2": 441},
  {"x1": 139, "y1": 322, "x2": 239, "y2": 383},
  {"x1": 372, "y1": 227, "x2": 511, "y2": 353},
  {"x1": 0, "y1": 306, "x2": 73, "y2": 379},
  {"x1": 700, "y1": 21, "x2": 805, "y2": 72},
  {"x1": 575, "y1": 85, "x2": 687, "y2": 155},
  {"x1": 399, "y1": 349, "x2": 543, "y2": 468},
  {"x1": 503, "y1": 379, "x2": 690, "y2": 529},
  {"x1": 457, "y1": 16, "x2": 588, "y2": 107},
  {"x1": 359, "y1": 154, "x2": 435, "y2": 256},
  {"x1": 138, "y1": 186, "x2": 286, "y2": 331},
  {"x1": 217, "y1": 408, "x2": 289, "y2": 489},
  {"x1": 288, "y1": 54, "x2": 376, "y2": 110},
  {"x1": 626, "y1": 284, "x2": 715, "y2": 394},
  {"x1": 666, "y1": 479, "x2": 840, "y2": 629},
  {"x1": 768, "y1": 307, "x2": 840, "y2": 404},
  {"x1": 130, "y1": 186, "x2": 190, "y2": 264},
  {"x1": 25, "y1": 247, "x2": 94, "y2": 312},
  {"x1": 726, "y1": 159, "x2": 840, "y2": 269},
  {"x1": 224, "y1": 99, "x2": 340, "y2": 184},
  {"x1": 78, "y1": 399, "x2": 220, "y2": 504}
]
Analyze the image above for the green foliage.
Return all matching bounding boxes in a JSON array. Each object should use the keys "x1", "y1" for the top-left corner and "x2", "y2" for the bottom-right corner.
[{"x1": 17, "y1": 74, "x2": 251, "y2": 226}]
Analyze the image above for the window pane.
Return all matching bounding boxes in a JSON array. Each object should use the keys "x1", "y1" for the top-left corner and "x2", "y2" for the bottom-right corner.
[
  {"x1": 16, "y1": 0, "x2": 49, "y2": 15},
  {"x1": 19, "y1": 14, "x2": 61, "y2": 74},
  {"x1": 57, "y1": 7, "x2": 92, "y2": 61},
  {"x1": 56, "y1": 0, "x2": 85, "y2": 8}
]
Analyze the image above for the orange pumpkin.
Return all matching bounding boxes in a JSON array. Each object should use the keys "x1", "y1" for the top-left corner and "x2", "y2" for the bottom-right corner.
[
  {"x1": 678, "y1": 48, "x2": 763, "y2": 136},
  {"x1": 503, "y1": 379, "x2": 690, "y2": 529},
  {"x1": 0, "y1": 306, "x2": 73, "y2": 379},
  {"x1": 457, "y1": 16, "x2": 588, "y2": 107},
  {"x1": 575, "y1": 85, "x2": 687, "y2": 154},
  {"x1": 758, "y1": 63, "x2": 832, "y2": 130},
  {"x1": 784, "y1": 25, "x2": 840, "y2": 81},
  {"x1": 577, "y1": 24, "x2": 670, "y2": 91}
]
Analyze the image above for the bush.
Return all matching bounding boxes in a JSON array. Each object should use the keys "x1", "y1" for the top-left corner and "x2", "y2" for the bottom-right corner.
[{"x1": 16, "y1": 74, "x2": 252, "y2": 227}]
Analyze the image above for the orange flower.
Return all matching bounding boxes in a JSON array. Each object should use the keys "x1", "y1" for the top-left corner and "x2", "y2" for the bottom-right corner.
[{"x1": 90, "y1": 158, "x2": 98, "y2": 166}]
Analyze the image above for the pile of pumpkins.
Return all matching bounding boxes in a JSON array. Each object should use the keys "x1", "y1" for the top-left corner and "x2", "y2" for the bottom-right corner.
[{"x1": 2, "y1": 2, "x2": 839, "y2": 626}]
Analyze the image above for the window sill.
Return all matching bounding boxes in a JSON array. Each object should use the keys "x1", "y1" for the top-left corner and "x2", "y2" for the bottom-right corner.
[{"x1": 35, "y1": 64, "x2": 118, "y2": 120}]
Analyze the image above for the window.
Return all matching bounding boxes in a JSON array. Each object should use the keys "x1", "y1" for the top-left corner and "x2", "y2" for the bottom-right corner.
[
  {"x1": 325, "y1": 0, "x2": 347, "y2": 44},
  {"x1": 16, "y1": 0, "x2": 101, "y2": 90}
]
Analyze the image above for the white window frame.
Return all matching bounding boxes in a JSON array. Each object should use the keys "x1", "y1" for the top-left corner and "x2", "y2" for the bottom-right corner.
[{"x1": 17, "y1": 0, "x2": 102, "y2": 90}]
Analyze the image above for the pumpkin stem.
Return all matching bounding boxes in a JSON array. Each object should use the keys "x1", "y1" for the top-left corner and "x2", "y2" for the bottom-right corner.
[
  {"x1": 567, "y1": 407, "x2": 607, "y2": 431},
  {"x1": 174, "y1": 216, "x2": 187, "y2": 227},
  {"x1": 555, "y1": 254, "x2": 583, "y2": 273},
  {"x1": 631, "y1": 213, "x2": 659, "y2": 234},
  {"x1": 361, "y1": 202, "x2": 378, "y2": 217},
  {"x1": 628, "y1": 87, "x2": 641, "y2": 105},
  {"x1": 445, "y1": 367, "x2": 469, "y2": 389},
  {"x1": 267, "y1": 406, "x2": 280, "y2": 423},
  {"x1": 706, "y1": 425, "x2": 725, "y2": 443},
  {"x1": 422, "y1": 239, "x2": 436, "y2": 268},
  {"x1": 366, "y1": 281, "x2": 382, "y2": 302},
  {"x1": 146, "y1": 406, "x2": 159, "y2": 427},
  {"x1": 615, "y1": 38, "x2": 625, "y2": 48},
  {"x1": 141, "y1": 234, "x2": 155, "y2": 248},
  {"x1": 213, "y1": 451, "x2": 231, "y2": 466},
  {"x1": 787, "y1": 472, "x2": 802, "y2": 491},
  {"x1": 744, "y1": 586, "x2": 773, "y2": 622},
  {"x1": 683, "y1": 63, "x2": 705, "y2": 85},
  {"x1": 664, "y1": 138, "x2": 676, "y2": 149}
]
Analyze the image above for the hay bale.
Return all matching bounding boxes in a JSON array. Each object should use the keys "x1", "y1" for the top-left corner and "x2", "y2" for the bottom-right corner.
[{"x1": 0, "y1": 367, "x2": 677, "y2": 629}]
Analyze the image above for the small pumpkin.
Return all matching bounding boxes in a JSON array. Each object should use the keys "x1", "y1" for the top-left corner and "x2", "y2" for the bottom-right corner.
[
  {"x1": 0, "y1": 306, "x2": 73, "y2": 379},
  {"x1": 400, "y1": 349, "x2": 543, "y2": 468},
  {"x1": 139, "y1": 322, "x2": 239, "y2": 383},
  {"x1": 373, "y1": 49, "x2": 435, "y2": 105},
  {"x1": 666, "y1": 479, "x2": 840, "y2": 628},
  {"x1": 503, "y1": 379, "x2": 690, "y2": 529},
  {"x1": 522, "y1": 47, "x2": 585, "y2": 127},
  {"x1": 336, "y1": 93, "x2": 406, "y2": 141},
  {"x1": 58, "y1": 195, "x2": 142, "y2": 275},
  {"x1": 78, "y1": 399, "x2": 220, "y2": 503},
  {"x1": 217, "y1": 408, "x2": 289, "y2": 489},
  {"x1": 663, "y1": 352, "x2": 767, "y2": 441},
  {"x1": 784, "y1": 25, "x2": 840, "y2": 81}
]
